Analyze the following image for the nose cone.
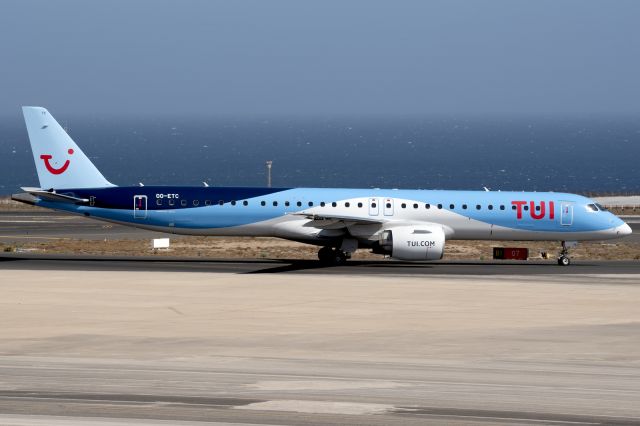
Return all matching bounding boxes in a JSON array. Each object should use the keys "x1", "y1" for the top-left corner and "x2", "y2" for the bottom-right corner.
[{"x1": 616, "y1": 222, "x2": 632, "y2": 237}]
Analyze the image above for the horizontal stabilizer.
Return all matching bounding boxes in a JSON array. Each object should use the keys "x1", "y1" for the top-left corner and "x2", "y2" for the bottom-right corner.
[
  {"x1": 19, "y1": 187, "x2": 89, "y2": 204},
  {"x1": 11, "y1": 192, "x2": 38, "y2": 206}
]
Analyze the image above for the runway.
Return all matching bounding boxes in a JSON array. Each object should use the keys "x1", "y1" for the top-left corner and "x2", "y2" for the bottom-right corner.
[
  {"x1": 1, "y1": 359, "x2": 639, "y2": 425},
  {"x1": 1, "y1": 267, "x2": 640, "y2": 425}
]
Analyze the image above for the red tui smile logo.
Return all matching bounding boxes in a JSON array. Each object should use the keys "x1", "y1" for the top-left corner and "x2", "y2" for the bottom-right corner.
[{"x1": 40, "y1": 149, "x2": 74, "y2": 175}]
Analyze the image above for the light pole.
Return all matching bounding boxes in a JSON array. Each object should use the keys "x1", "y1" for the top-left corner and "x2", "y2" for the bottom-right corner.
[{"x1": 266, "y1": 160, "x2": 272, "y2": 188}]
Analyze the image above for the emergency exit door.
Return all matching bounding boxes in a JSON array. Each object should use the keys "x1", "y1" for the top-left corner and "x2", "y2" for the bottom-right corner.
[
  {"x1": 134, "y1": 195, "x2": 147, "y2": 219},
  {"x1": 383, "y1": 198, "x2": 394, "y2": 216},
  {"x1": 368, "y1": 198, "x2": 379, "y2": 216}
]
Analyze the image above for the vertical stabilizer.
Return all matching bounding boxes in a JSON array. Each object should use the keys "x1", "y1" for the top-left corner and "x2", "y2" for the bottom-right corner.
[{"x1": 22, "y1": 106, "x2": 114, "y2": 189}]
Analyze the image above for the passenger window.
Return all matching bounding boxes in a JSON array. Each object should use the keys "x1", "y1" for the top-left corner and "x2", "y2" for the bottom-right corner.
[
  {"x1": 437, "y1": 204, "x2": 442, "y2": 209},
  {"x1": 308, "y1": 201, "x2": 314, "y2": 207},
  {"x1": 321, "y1": 202, "x2": 326, "y2": 207},
  {"x1": 386, "y1": 203, "x2": 391, "y2": 208},
  {"x1": 358, "y1": 202, "x2": 363, "y2": 208},
  {"x1": 231, "y1": 200, "x2": 236, "y2": 206},
  {"x1": 512, "y1": 205, "x2": 516, "y2": 210},
  {"x1": 345, "y1": 202, "x2": 350, "y2": 207},
  {"x1": 273, "y1": 201, "x2": 278, "y2": 207},
  {"x1": 332, "y1": 202, "x2": 337, "y2": 207},
  {"x1": 535, "y1": 205, "x2": 540, "y2": 211},
  {"x1": 371, "y1": 202, "x2": 377, "y2": 208},
  {"x1": 219, "y1": 200, "x2": 224, "y2": 206},
  {"x1": 243, "y1": 201, "x2": 248, "y2": 206},
  {"x1": 181, "y1": 199, "x2": 187, "y2": 207},
  {"x1": 413, "y1": 203, "x2": 418, "y2": 209},
  {"x1": 205, "y1": 200, "x2": 211, "y2": 206},
  {"x1": 425, "y1": 204, "x2": 430, "y2": 209},
  {"x1": 524, "y1": 205, "x2": 529, "y2": 211},
  {"x1": 462, "y1": 204, "x2": 467, "y2": 209},
  {"x1": 193, "y1": 200, "x2": 199, "y2": 206},
  {"x1": 297, "y1": 201, "x2": 302, "y2": 207},
  {"x1": 500, "y1": 205, "x2": 505, "y2": 210},
  {"x1": 156, "y1": 199, "x2": 162, "y2": 206},
  {"x1": 476, "y1": 205, "x2": 481, "y2": 210},
  {"x1": 261, "y1": 201, "x2": 266, "y2": 206},
  {"x1": 284, "y1": 201, "x2": 290, "y2": 207},
  {"x1": 488, "y1": 205, "x2": 493, "y2": 210},
  {"x1": 169, "y1": 199, "x2": 175, "y2": 206},
  {"x1": 449, "y1": 204, "x2": 455, "y2": 209},
  {"x1": 401, "y1": 203, "x2": 407, "y2": 208}
]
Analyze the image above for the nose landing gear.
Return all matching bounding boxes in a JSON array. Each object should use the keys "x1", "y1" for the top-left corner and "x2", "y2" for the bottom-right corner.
[{"x1": 557, "y1": 241, "x2": 571, "y2": 266}]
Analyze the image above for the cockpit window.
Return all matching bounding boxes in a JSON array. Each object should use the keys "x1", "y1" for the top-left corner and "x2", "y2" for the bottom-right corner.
[
  {"x1": 595, "y1": 203, "x2": 608, "y2": 212},
  {"x1": 586, "y1": 203, "x2": 598, "y2": 212}
]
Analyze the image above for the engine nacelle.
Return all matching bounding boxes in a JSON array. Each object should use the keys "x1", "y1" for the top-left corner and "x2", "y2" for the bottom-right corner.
[{"x1": 379, "y1": 225, "x2": 445, "y2": 261}]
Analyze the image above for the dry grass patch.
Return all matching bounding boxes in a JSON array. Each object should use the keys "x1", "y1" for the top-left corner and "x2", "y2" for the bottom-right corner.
[{"x1": 2, "y1": 236, "x2": 639, "y2": 261}]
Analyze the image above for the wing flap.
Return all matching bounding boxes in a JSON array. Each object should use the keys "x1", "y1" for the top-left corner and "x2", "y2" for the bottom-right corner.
[{"x1": 292, "y1": 212, "x2": 384, "y2": 229}]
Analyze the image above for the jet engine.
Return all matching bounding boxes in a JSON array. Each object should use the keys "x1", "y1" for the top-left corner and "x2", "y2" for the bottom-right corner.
[{"x1": 378, "y1": 225, "x2": 445, "y2": 261}]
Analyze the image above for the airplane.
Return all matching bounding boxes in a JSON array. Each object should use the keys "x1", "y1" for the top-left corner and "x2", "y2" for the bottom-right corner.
[{"x1": 12, "y1": 107, "x2": 632, "y2": 266}]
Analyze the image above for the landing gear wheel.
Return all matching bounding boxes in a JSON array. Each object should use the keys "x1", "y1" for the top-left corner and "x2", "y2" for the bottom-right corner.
[
  {"x1": 332, "y1": 250, "x2": 347, "y2": 266},
  {"x1": 556, "y1": 241, "x2": 571, "y2": 266},
  {"x1": 318, "y1": 246, "x2": 333, "y2": 263},
  {"x1": 318, "y1": 247, "x2": 348, "y2": 265}
]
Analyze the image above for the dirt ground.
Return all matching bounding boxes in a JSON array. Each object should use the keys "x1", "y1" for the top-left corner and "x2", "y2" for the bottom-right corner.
[{"x1": 3, "y1": 235, "x2": 639, "y2": 261}]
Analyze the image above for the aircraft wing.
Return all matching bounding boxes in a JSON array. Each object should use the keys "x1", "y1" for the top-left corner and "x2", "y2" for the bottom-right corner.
[
  {"x1": 18, "y1": 187, "x2": 89, "y2": 204},
  {"x1": 292, "y1": 212, "x2": 384, "y2": 230}
]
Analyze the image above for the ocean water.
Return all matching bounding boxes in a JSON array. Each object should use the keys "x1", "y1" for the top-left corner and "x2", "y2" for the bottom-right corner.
[{"x1": 1, "y1": 115, "x2": 639, "y2": 195}]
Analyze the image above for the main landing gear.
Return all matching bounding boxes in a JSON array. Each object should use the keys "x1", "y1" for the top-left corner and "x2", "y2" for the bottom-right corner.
[
  {"x1": 557, "y1": 241, "x2": 571, "y2": 266},
  {"x1": 318, "y1": 246, "x2": 350, "y2": 265}
]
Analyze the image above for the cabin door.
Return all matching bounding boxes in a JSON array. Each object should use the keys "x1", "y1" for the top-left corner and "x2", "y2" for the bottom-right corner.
[
  {"x1": 134, "y1": 195, "x2": 147, "y2": 219},
  {"x1": 560, "y1": 202, "x2": 573, "y2": 226}
]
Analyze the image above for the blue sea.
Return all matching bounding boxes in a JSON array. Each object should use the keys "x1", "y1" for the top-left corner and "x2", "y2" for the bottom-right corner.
[{"x1": 1, "y1": 115, "x2": 639, "y2": 195}]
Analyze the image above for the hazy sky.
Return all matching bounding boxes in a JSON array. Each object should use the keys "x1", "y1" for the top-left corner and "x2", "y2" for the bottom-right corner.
[{"x1": 1, "y1": 0, "x2": 639, "y2": 117}]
